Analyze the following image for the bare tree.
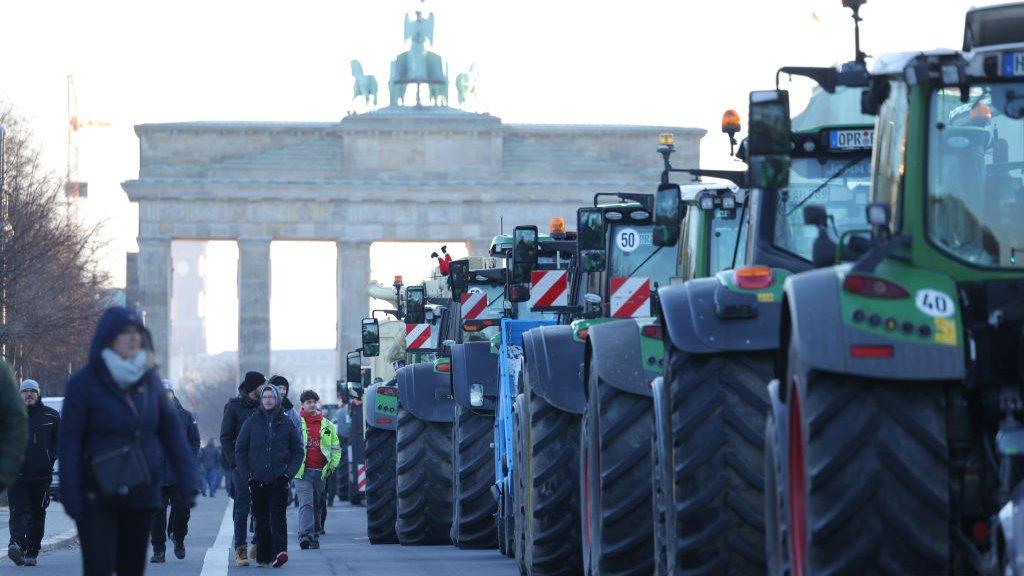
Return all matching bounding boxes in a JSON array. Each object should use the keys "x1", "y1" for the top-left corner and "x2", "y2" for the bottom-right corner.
[
  {"x1": 175, "y1": 357, "x2": 238, "y2": 442},
  {"x1": 0, "y1": 103, "x2": 109, "y2": 395}
]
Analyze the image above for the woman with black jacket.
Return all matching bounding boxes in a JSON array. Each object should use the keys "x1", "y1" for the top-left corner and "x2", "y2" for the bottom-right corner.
[
  {"x1": 235, "y1": 384, "x2": 304, "y2": 568},
  {"x1": 58, "y1": 307, "x2": 200, "y2": 576}
]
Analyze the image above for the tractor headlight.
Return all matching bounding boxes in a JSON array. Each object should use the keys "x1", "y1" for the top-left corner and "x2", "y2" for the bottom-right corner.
[
  {"x1": 470, "y1": 384, "x2": 484, "y2": 407},
  {"x1": 720, "y1": 193, "x2": 736, "y2": 210}
]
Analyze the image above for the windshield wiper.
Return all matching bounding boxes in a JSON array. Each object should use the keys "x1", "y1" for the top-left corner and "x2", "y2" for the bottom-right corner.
[
  {"x1": 786, "y1": 156, "x2": 867, "y2": 217},
  {"x1": 625, "y1": 246, "x2": 663, "y2": 279}
]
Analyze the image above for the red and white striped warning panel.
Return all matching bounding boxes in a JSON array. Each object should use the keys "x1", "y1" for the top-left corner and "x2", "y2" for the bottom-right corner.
[
  {"x1": 529, "y1": 270, "x2": 569, "y2": 309},
  {"x1": 610, "y1": 277, "x2": 651, "y2": 318},
  {"x1": 460, "y1": 290, "x2": 489, "y2": 320},
  {"x1": 405, "y1": 323, "x2": 432, "y2": 350},
  {"x1": 357, "y1": 464, "x2": 367, "y2": 492}
]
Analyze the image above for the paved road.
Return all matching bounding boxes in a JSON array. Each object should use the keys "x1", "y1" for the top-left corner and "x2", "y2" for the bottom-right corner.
[{"x1": 15, "y1": 493, "x2": 516, "y2": 575}]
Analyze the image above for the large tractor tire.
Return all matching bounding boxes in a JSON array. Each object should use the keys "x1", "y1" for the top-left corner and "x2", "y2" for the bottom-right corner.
[
  {"x1": 651, "y1": 395, "x2": 670, "y2": 576},
  {"x1": 337, "y1": 436, "x2": 350, "y2": 503},
  {"x1": 513, "y1": 393, "x2": 528, "y2": 571},
  {"x1": 365, "y1": 426, "x2": 399, "y2": 544},
  {"x1": 784, "y1": 366, "x2": 949, "y2": 574},
  {"x1": 669, "y1": 350, "x2": 771, "y2": 575},
  {"x1": 523, "y1": 388, "x2": 582, "y2": 576},
  {"x1": 581, "y1": 370, "x2": 654, "y2": 576},
  {"x1": 764, "y1": 411, "x2": 786, "y2": 576},
  {"x1": 498, "y1": 488, "x2": 510, "y2": 556},
  {"x1": 451, "y1": 405, "x2": 497, "y2": 549},
  {"x1": 396, "y1": 407, "x2": 454, "y2": 545}
]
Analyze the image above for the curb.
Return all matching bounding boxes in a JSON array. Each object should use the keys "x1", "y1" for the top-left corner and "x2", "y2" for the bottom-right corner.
[{"x1": 1, "y1": 528, "x2": 79, "y2": 562}]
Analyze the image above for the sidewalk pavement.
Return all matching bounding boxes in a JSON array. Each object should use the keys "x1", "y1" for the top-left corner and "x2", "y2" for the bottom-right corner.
[{"x1": 0, "y1": 502, "x2": 79, "y2": 563}]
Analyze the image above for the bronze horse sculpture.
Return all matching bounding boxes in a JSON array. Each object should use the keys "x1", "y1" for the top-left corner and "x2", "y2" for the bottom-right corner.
[{"x1": 351, "y1": 60, "x2": 378, "y2": 107}]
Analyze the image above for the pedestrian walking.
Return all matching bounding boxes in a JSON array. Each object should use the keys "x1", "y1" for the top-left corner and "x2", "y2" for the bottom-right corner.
[
  {"x1": 235, "y1": 384, "x2": 303, "y2": 568},
  {"x1": 6, "y1": 379, "x2": 59, "y2": 567},
  {"x1": 294, "y1": 392, "x2": 340, "y2": 549},
  {"x1": 58, "y1": 306, "x2": 199, "y2": 576},
  {"x1": 149, "y1": 380, "x2": 200, "y2": 563},
  {"x1": 270, "y1": 375, "x2": 301, "y2": 430},
  {"x1": 0, "y1": 360, "x2": 28, "y2": 495},
  {"x1": 199, "y1": 438, "x2": 222, "y2": 497},
  {"x1": 220, "y1": 370, "x2": 264, "y2": 566}
]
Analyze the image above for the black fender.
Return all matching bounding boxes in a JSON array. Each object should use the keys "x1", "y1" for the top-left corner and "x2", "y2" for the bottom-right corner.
[
  {"x1": 451, "y1": 341, "x2": 499, "y2": 412},
  {"x1": 783, "y1": 268, "x2": 965, "y2": 380},
  {"x1": 521, "y1": 325, "x2": 586, "y2": 415},
  {"x1": 658, "y1": 278, "x2": 781, "y2": 354},
  {"x1": 363, "y1": 380, "x2": 398, "y2": 431},
  {"x1": 584, "y1": 319, "x2": 652, "y2": 398},
  {"x1": 396, "y1": 362, "x2": 456, "y2": 423}
]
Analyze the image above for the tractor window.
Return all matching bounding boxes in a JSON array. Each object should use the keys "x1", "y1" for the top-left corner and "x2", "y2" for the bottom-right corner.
[
  {"x1": 927, "y1": 83, "x2": 1024, "y2": 269},
  {"x1": 709, "y1": 209, "x2": 746, "y2": 274},
  {"x1": 872, "y1": 80, "x2": 909, "y2": 230},
  {"x1": 606, "y1": 223, "x2": 680, "y2": 287},
  {"x1": 773, "y1": 156, "x2": 872, "y2": 262}
]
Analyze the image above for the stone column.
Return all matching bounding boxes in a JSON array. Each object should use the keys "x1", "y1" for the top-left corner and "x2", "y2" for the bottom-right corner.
[
  {"x1": 337, "y1": 240, "x2": 371, "y2": 376},
  {"x1": 137, "y1": 236, "x2": 172, "y2": 370},
  {"x1": 237, "y1": 237, "x2": 271, "y2": 377}
]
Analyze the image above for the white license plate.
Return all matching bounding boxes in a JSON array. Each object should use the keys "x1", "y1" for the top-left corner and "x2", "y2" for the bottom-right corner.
[
  {"x1": 1003, "y1": 52, "x2": 1024, "y2": 77},
  {"x1": 829, "y1": 129, "x2": 874, "y2": 150}
]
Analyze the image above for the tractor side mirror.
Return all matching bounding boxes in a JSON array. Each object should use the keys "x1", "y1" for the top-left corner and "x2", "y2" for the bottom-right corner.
[
  {"x1": 405, "y1": 285, "x2": 426, "y2": 324},
  {"x1": 577, "y1": 208, "x2": 607, "y2": 273},
  {"x1": 346, "y1": 351, "x2": 362, "y2": 384},
  {"x1": 511, "y1": 225, "x2": 539, "y2": 284},
  {"x1": 361, "y1": 317, "x2": 380, "y2": 357},
  {"x1": 653, "y1": 183, "x2": 684, "y2": 247},
  {"x1": 508, "y1": 283, "x2": 531, "y2": 303},
  {"x1": 449, "y1": 259, "x2": 470, "y2": 300},
  {"x1": 747, "y1": 89, "x2": 791, "y2": 190}
]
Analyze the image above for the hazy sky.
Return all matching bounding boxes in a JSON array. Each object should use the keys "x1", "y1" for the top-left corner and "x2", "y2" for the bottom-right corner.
[{"x1": 1, "y1": 0, "x2": 984, "y2": 352}]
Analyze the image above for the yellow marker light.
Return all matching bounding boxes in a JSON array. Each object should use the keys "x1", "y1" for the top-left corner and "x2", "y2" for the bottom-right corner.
[
  {"x1": 659, "y1": 133, "x2": 675, "y2": 146},
  {"x1": 721, "y1": 109, "x2": 742, "y2": 135},
  {"x1": 550, "y1": 217, "x2": 566, "y2": 234}
]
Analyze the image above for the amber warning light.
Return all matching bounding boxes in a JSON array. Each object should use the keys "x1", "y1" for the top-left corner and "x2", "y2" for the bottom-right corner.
[
  {"x1": 721, "y1": 109, "x2": 742, "y2": 136},
  {"x1": 550, "y1": 217, "x2": 566, "y2": 234}
]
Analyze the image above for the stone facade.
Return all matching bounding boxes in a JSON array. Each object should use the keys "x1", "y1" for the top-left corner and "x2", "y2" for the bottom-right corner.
[{"x1": 123, "y1": 107, "x2": 704, "y2": 378}]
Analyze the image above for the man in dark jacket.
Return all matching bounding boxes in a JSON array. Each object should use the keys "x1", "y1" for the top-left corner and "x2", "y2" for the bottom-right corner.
[
  {"x1": 235, "y1": 384, "x2": 303, "y2": 568},
  {"x1": 149, "y1": 380, "x2": 200, "y2": 563},
  {"x1": 199, "y1": 438, "x2": 221, "y2": 497},
  {"x1": 58, "y1": 306, "x2": 200, "y2": 576},
  {"x1": 220, "y1": 370, "x2": 264, "y2": 566},
  {"x1": 0, "y1": 360, "x2": 27, "y2": 494},
  {"x1": 6, "y1": 379, "x2": 59, "y2": 567}
]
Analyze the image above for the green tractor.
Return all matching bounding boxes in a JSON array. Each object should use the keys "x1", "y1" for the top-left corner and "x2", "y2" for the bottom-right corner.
[
  {"x1": 652, "y1": 93, "x2": 874, "y2": 574},
  {"x1": 578, "y1": 174, "x2": 750, "y2": 575},
  {"x1": 767, "y1": 3, "x2": 1024, "y2": 574},
  {"x1": 361, "y1": 275, "x2": 459, "y2": 546}
]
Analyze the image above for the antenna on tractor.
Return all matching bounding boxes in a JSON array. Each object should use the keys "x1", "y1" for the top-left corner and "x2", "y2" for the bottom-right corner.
[{"x1": 842, "y1": 0, "x2": 868, "y2": 65}]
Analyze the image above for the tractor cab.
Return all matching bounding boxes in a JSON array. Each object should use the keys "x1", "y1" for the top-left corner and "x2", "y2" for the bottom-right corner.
[{"x1": 765, "y1": 4, "x2": 1024, "y2": 574}]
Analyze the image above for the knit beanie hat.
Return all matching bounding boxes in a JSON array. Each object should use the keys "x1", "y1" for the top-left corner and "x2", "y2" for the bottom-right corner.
[
  {"x1": 240, "y1": 371, "x2": 266, "y2": 394},
  {"x1": 268, "y1": 375, "x2": 290, "y2": 393}
]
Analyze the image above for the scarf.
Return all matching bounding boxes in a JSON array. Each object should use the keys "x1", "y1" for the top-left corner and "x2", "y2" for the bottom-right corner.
[{"x1": 101, "y1": 348, "x2": 149, "y2": 390}]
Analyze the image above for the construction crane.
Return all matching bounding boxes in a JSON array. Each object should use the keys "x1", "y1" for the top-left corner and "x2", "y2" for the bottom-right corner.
[{"x1": 65, "y1": 74, "x2": 110, "y2": 199}]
